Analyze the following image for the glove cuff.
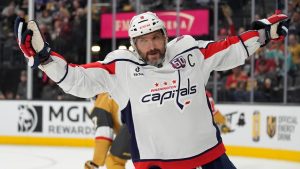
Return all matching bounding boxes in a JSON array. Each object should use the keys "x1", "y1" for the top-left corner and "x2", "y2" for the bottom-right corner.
[
  {"x1": 37, "y1": 43, "x2": 51, "y2": 62},
  {"x1": 32, "y1": 43, "x2": 51, "y2": 68},
  {"x1": 251, "y1": 19, "x2": 270, "y2": 30},
  {"x1": 257, "y1": 28, "x2": 271, "y2": 47}
]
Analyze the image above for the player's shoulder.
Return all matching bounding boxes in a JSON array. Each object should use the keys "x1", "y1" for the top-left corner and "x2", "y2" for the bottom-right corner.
[
  {"x1": 168, "y1": 35, "x2": 214, "y2": 49},
  {"x1": 102, "y1": 49, "x2": 139, "y2": 63},
  {"x1": 197, "y1": 39, "x2": 214, "y2": 49},
  {"x1": 167, "y1": 35, "x2": 197, "y2": 47}
]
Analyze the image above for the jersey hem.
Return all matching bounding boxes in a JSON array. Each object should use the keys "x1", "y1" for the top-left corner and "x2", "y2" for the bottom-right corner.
[{"x1": 133, "y1": 142, "x2": 226, "y2": 169}]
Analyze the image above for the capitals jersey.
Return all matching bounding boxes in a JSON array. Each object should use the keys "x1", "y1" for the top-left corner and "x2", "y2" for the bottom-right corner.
[{"x1": 40, "y1": 31, "x2": 261, "y2": 169}]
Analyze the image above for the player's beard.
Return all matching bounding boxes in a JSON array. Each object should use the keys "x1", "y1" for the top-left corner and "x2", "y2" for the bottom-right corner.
[{"x1": 138, "y1": 48, "x2": 166, "y2": 68}]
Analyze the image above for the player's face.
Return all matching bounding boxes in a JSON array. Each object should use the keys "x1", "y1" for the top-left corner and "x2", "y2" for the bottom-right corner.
[{"x1": 135, "y1": 30, "x2": 166, "y2": 66}]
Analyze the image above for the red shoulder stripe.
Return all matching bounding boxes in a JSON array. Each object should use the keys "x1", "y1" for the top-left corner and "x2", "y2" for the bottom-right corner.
[
  {"x1": 50, "y1": 51, "x2": 66, "y2": 61},
  {"x1": 50, "y1": 52, "x2": 116, "y2": 74},
  {"x1": 200, "y1": 36, "x2": 239, "y2": 59},
  {"x1": 69, "y1": 62, "x2": 116, "y2": 75},
  {"x1": 239, "y1": 30, "x2": 259, "y2": 42},
  {"x1": 200, "y1": 31, "x2": 259, "y2": 60}
]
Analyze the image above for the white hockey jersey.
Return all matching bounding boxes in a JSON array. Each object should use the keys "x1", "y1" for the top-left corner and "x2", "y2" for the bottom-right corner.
[{"x1": 40, "y1": 31, "x2": 261, "y2": 169}]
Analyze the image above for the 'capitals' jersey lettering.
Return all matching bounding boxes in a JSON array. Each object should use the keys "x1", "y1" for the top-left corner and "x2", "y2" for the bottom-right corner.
[{"x1": 141, "y1": 84, "x2": 196, "y2": 105}]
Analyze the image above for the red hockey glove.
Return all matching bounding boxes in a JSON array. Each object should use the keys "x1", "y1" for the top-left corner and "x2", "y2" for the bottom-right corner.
[
  {"x1": 251, "y1": 13, "x2": 289, "y2": 46},
  {"x1": 14, "y1": 17, "x2": 51, "y2": 68}
]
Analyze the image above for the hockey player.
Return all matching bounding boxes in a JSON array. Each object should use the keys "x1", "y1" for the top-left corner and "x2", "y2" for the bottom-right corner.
[
  {"x1": 84, "y1": 93, "x2": 131, "y2": 169},
  {"x1": 206, "y1": 90, "x2": 233, "y2": 134},
  {"x1": 85, "y1": 91, "x2": 231, "y2": 169},
  {"x1": 14, "y1": 11, "x2": 289, "y2": 169}
]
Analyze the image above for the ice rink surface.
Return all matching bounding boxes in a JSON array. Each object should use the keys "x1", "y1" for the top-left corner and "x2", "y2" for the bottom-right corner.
[{"x1": 1, "y1": 145, "x2": 300, "y2": 169}]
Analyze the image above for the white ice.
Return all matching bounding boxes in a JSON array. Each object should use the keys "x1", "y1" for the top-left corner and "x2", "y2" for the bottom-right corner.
[{"x1": 0, "y1": 145, "x2": 300, "y2": 169}]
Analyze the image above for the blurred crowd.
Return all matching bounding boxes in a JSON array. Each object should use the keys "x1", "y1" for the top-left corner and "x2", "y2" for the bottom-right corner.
[
  {"x1": 209, "y1": 0, "x2": 300, "y2": 103},
  {"x1": 0, "y1": 0, "x2": 300, "y2": 103},
  {"x1": 0, "y1": 0, "x2": 88, "y2": 100}
]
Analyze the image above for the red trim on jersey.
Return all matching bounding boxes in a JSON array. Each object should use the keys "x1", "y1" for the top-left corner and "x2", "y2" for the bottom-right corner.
[
  {"x1": 69, "y1": 62, "x2": 116, "y2": 74},
  {"x1": 200, "y1": 36, "x2": 240, "y2": 59},
  {"x1": 239, "y1": 31, "x2": 259, "y2": 42},
  {"x1": 133, "y1": 142, "x2": 225, "y2": 169},
  {"x1": 50, "y1": 51, "x2": 66, "y2": 61},
  {"x1": 200, "y1": 31, "x2": 259, "y2": 60},
  {"x1": 95, "y1": 136, "x2": 113, "y2": 142}
]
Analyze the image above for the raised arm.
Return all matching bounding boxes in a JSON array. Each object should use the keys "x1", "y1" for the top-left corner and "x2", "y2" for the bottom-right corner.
[
  {"x1": 199, "y1": 13, "x2": 289, "y2": 85},
  {"x1": 39, "y1": 52, "x2": 117, "y2": 98},
  {"x1": 14, "y1": 17, "x2": 117, "y2": 98}
]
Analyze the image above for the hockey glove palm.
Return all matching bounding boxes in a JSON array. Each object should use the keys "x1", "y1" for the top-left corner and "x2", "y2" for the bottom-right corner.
[
  {"x1": 251, "y1": 13, "x2": 289, "y2": 46},
  {"x1": 14, "y1": 17, "x2": 51, "y2": 68}
]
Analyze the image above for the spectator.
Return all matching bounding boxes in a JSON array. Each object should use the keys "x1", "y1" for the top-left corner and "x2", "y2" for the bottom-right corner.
[
  {"x1": 289, "y1": 7, "x2": 300, "y2": 35},
  {"x1": 255, "y1": 57, "x2": 277, "y2": 83},
  {"x1": 41, "y1": 79, "x2": 61, "y2": 100},
  {"x1": 117, "y1": 0, "x2": 134, "y2": 12},
  {"x1": 225, "y1": 66, "x2": 248, "y2": 90},
  {"x1": 289, "y1": 33, "x2": 300, "y2": 68},
  {"x1": 4, "y1": 90, "x2": 14, "y2": 99},
  {"x1": 71, "y1": 7, "x2": 86, "y2": 63},
  {"x1": 288, "y1": 1, "x2": 295, "y2": 18},
  {"x1": 233, "y1": 80, "x2": 250, "y2": 101},
  {"x1": 255, "y1": 78, "x2": 276, "y2": 102},
  {"x1": 265, "y1": 41, "x2": 293, "y2": 79},
  {"x1": 216, "y1": 4, "x2": 236, "y2": 89},
  {"x1": 0, "y1": 0, "x2": 89, "y2": 100},
  {"x1": 288, "y1": 33, "x2": 300, "y2": 86},
  {"x1": 51, "y1": 19, "x2": 69, "y2": 57},
  {"x1": 130, "y1": 0, "x2": 164, "y2": 12},
  {"x1": 255, "y1": 51, "x2": 277, "y2": 76},
  {"x1": 221, "y1": 4, "x2": 235, "y2": 36},
  {"x1": 217, "y1": 4, "x2": 235, "y2": 40},
  {"x1": 1, "y1": 1, "x2": 17, "y2": 36},
  {"x1": 19, "y1": 0, "x2": 29, "y2": 12},
  {"x1": 16, "y1": 70, "x2": 27, "y2": 100},
  {"x1": 36, "y1": 10, "x2": 53, "y2": 30},
  {"x1": 225, "y1": 66, "x2": 249, "y2": 101},
  {"x1": 0, "y1": 90, "x2": 5, "y2": 99},
  {"x1": 16, "y1": 9, "x2": 26, "y2": 19},
  {"x1": 57, "y1": 1, "x2": 70, "y2": 19}
]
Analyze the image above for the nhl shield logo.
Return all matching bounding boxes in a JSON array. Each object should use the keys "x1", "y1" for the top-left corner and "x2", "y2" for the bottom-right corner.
[
  {"x1": 267, "y1": 116, "x2": 276, "y2": 138},
  {"x1": 18, "y1": 105, "x2": 43, "y2": 132}
]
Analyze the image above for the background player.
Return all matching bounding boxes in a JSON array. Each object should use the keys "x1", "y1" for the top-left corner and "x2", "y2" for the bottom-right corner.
[{"x1": 85, "y1": 93, "x2": 131, "y2": 169}]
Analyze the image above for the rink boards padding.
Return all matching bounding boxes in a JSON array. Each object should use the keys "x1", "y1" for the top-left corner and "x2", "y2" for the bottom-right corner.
[{"x1": 0, "y1": 100, "x2": 299, "y2": 162}]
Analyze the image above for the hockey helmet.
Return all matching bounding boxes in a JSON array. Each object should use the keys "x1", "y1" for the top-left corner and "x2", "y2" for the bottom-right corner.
[{"x1": 128, "y1": 12, "x2": 167, "y2": 51}]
